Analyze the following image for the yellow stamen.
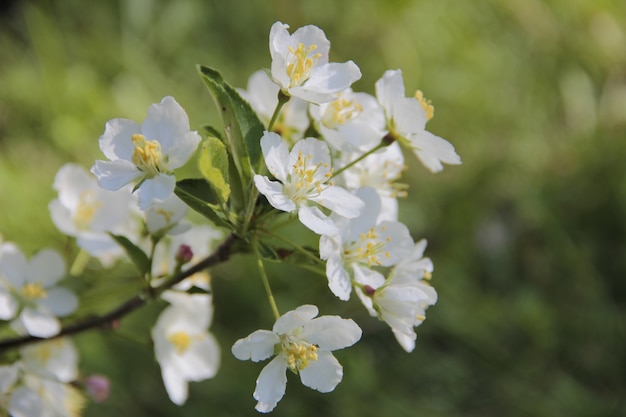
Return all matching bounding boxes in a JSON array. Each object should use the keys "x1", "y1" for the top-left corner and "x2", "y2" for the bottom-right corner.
[
  {"x1": 322, "y1": 97, "x2": 363, "y2": 128},
  {"x1": 283, "y1": 339, "x2": 318, "y2": 372},
  {"x1": 415, "y1": 90, "x2": 434, "y2": 121},
  {"x1": 72, "y1": 191, "x2": 101, "y2": 230},
  {"x1": 22, "y1": 283, "x2": 47, "y2": 299},
  {"x1": 155, "y1": 208, "x2": 174, "y2": 224},
  {"x1": 286, "y1": 43, "x2": 322, "y2": 88},
  {"x1": 423, "y1": 270, "x2": 432, "y2": 280},
  {"x1": 168, "y1": 331, "x2": 192, "y2": 354},
  {"x1": 131, "y1": 134, "x2": 166, "y2": 177}
]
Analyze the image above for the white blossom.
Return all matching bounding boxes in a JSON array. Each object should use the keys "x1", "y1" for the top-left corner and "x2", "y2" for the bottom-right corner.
[
  {"x1": 0, "y1": 243, "x2": 77, "y2": 337},
  {"x1": 91, "y1": 96, "x2": 201, "y2": 210},
  {"x1": 375, "y1": 69, "x2": 461, "y2": 172},
  {"x1": 253, "y1": 132, "x2": 364, "y2": 235},
  {"x1": 232, "y1": 305, "x2": 362, "y2": 413},
  {"x1": 152, "y1": 291, "x2": 220, "y2": 405},
  {"x1": 269, "y1": 22, "x2": 361, "y2": 104}
]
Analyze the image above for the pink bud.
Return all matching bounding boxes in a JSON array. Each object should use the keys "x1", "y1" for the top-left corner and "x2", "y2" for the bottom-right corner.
[
  {"x1": 84, "y1": 374, "x2": 110, "y2": 403},
  {"x1": 176, "y1": 244, "x2": 193, "y2": 264},
  {"x1": 364, "y1": 285, "x2": 376, "y2": 297}
]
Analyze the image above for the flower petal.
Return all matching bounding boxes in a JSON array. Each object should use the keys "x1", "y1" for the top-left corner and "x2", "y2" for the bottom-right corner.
[
  {"x1": 301, "y1": 316, "x2": 362, "y2": 351},
  {"x1": 411, "y1": 130, "x2": 462, "y2": 173},
  {"x1": 161, "y1": 362, "x2": 188, "y2": 405},
  {"x1": 312, "y1": 185, "x2": 364, "y2": 219},
  {"x1": 291, "y1": 61, "x2": 362, "y2": 105},
  {"x1": 19, "y1": 308, "x2": 60, "y2": 338},
  {"x1": 325, "y1": 255, "x2": 351, "y2": 301},
  {"x1": 166, "y1": 131, "x2": 202, "y2": 170},
  {"x1": 254, "y1": 175, "x2": 296, "y2": 212},
  {"x1": 91, "y1": 159, "x2": 142, "y2": 191},
  {"x1": 0, "y1": 290, "x2": 17, "y2": 320},
  {"x1": 38, "y1": 288, "x2": 78, "y2": 317},
  {"x1": 0, "y1": 243, "x2": 27, "y2": 287},
  {"x1": 273, "y1": 304, "x2": 318, "y2": 335},
  {"x1": 260, "y1": 131, "x2": 290, "y2": 182},
  {"x1": 98, "y1": 118, "x2": 141, "y2": 161},
  {"x1": 253, "y1": 355, "x2": 287, "y2": 413},
  {"x1": 136, "y1": 173, "x2": 176, "y2": 210},
  {"x1": 299, "y1": 350, "x2": 343, "y2": 393},
  {"x1": 26, "y1": 249, "x2": 65, "y2": 287},
  {"x1": 298, "y1": 205, "x2": 339, "y2": 235},
  {"x1": 141, "y1": 96, "x2": 192, "y2": 152},
  {"x1": 232, "y1": 330, "x2": 280, "y2": 362}
]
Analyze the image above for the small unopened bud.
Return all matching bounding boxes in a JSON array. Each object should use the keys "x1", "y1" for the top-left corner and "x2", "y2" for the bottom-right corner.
[
  {"x1": 176, "y1": 244, "x2": 194, "y2": 264},
  {"x1": 363, "y1": 285, "x2": 376, "y2": 297},
  {"x1": 84, "y1": 374, "x2": 110, "y2": 403}
]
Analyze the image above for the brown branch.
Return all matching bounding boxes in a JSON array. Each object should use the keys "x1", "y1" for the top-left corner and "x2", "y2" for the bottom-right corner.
[{"x1": 0, "y1": 233, "x2": 239, "y2": 352}]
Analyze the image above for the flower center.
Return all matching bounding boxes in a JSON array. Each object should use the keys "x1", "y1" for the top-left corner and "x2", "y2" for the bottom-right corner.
[
  {"x1": 73, "y1": 190, "x2": 102, "y2": 230},
  {"x1": 287, "y1": 151, "x2": 332, "y2": 202},
  {"x1": 131, "y1": 134, "x2": 167, "y2": 177},
  {"x1": 343, "y1": 226, "x2": 392, "y2": 267},
  {"x1": 168, "y1": 331, "x2": 191, "y2": 354},
  {"x1": 21, "y1": 283, "x2": 47, "y2": 299},
  {"x1": 414, "y1": 90, "x2": 434, "y2": 121},
  {"x1": 283, "y1": 339, "x2": 318, "y2": 372},
  {"x1": 286, "y1": 43, "x2": 322, "y2": 88},
  {"x1": 322, "y1": 97, "x2": 363, "y2": 129}
]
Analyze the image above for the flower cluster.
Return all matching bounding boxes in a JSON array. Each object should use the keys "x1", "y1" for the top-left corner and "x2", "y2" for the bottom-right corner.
[{"x1": 0, "y1": 20, "x2": 459, "y2": 415}]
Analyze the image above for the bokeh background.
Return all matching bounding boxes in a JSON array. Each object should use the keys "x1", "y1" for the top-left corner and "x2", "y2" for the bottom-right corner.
[{"x1": 1, "y1": 0, "x2": 625, "y2": 416}]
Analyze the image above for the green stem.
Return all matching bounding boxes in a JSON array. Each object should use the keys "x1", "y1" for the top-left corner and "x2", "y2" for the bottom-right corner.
[
  {"x1": 264, "y1": 230, "x2": 325, "y2": 266},
  {"x1": 332, "y1": 142, "x2": 387, "y2": 178},
  {"x1": 69, "y1": 249, "x2": 91, "y2": 276},
  {"x1": 252, "y1": 237, "x2": 281, "y2": 320},
  {"x1": 267, "y1": 91, "x2": 290, "y2": 132}
]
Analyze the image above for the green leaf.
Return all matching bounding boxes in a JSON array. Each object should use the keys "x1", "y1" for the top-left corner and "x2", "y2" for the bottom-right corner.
[
  {"x1": 109, "y1": 234, "x2": 150, "y2": 277},
  {"x1": 197, "y1": 65, "x2": 264, "y2": 182},
  {"x1": 199, "y1": 137, "x2": 231, "y2": 203},
  {"x1": 175, "y1": 179, "x2": 231, "y2": 229}
]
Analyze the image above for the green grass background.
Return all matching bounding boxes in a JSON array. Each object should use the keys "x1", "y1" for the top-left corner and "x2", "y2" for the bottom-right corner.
[{"x1": 1, "y1": 0, "x2": 625, "y2": 416}]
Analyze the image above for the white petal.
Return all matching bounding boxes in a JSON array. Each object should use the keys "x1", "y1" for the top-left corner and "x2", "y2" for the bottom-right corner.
[
  {"x1": 161, "y1": 363, "x2": 188, "y2": 405},
  {"x1": 98, "y1": 118, "x2": 141, "y2": 161},
  {"x1": 166, "y1": 131, "x2": 202, "y2": 170},
  {"x1": 38, "y1": 288, "x2": 78, "y2": 317},
  {"x1": 180, "y1": 333, "x2": 220, "y2": 380},
  {"x1": 253, "y1": 355, "x2": 287, "y2": 413},
  {"x1": 0, "y1": 243, "x2": 27, "y2": 287},
  {"x1": 269, "y1": 21, "x2": 292, "y2": 90},
  {"x1": 136, "y1": 174, "x2": 176, "y2": 210},
  {"x1": 48, "y1": 200, "x2": 77, "y2": 236},
  {"x1": 312, "y1": 185, "x2": 364, "y2": 219},
  {"x1": 301, "y1": 316, "x2": 362, "y2": 351},
  {"x1": 394, "y1": 97, "x2": 426, "y2": 136},
  {"x1": 412, "y1": 130, "x2": 462, "y2": 173},
  {"x1": 9, "y1": 386, "x2": 43, "y2": 417},
  {"x1": 299, "y1": 350, "x2": 342, "y2": 392},
  {"x1": 0, "y1": 363, "x2": 19, "y2": 393},
  {"x1": 142, "y1": 96, "x2": 192, "y2": 152},
  {"x1": 291, "y1": 24, "x2": 330, "y2": 65},
  {"x1": 232, "y1": 330, "x2": 280, "y2": 362},
  {"x1": 19, "y1": 308, "x2": 60, "y2": 337},
  {"x1": 375, "y1": 70, "x2": 403, "y2": 116},
  {"x1": 291, "y1": 61, "x2": 362, "y2": 105},
  {"x1": 298, "y1": 205, "x2": 339, "y2": 235},
  {"x1": 91, "y1": 159, "x2": 142, "y2": 191},
  {"x1": 27, "y1": 249, "x2": 65, "y2": 287},
  {"x1": 273, "y1": 305, "x2": 318, "y2": 335},
  {"x1": 325, "y1": 255, "x2": 351, "y2": 301},
  {"x1": 254, "y1": 175, "x2": 296, "y2": 212},
  {"x1": 392, "y1": 328, "x2": 417, "y2": 353},
  {"x1": 260, "y1": 131, "x2": 290, "y2": 182},
  {"x1": 288, "y1": 138, "x2": 331, "y2": 177},
  {"x1": 0, "y1": 290, "x2": 17, "y2": 320}
]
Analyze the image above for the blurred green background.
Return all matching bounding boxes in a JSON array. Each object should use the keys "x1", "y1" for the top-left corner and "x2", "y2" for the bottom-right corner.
[{"x1": 1, "y1": 0, "x2": 625, "y2": 416}]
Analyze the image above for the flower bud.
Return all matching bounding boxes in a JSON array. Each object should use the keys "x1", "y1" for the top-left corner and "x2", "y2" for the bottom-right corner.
[
  {"x1": 84, "y1": 374, "x2": 110, "y2": 403},
  {"x1": 175, "y1": 244, "x2": 194, "y2": 264}
]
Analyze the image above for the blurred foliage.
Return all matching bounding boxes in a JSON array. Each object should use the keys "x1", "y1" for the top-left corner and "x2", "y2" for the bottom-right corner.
[{"x1": 1, "y1": 0, "x2": 626, "y2": 416}]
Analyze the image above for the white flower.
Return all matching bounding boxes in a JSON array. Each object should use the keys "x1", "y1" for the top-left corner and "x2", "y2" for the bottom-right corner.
[
  {"x1": 49, "y1": 163, "x2": 134, "y2": 265},
  {"x1": 20, "y1": 338, "x2": 79, "y2": 383},
  {"x1": 0, "y1": 243, "x2": 77, "y2": 337},
  {"x1": 320, "y1": 187, "x2": 414, "y2": 301},
  {"x1": 310, "y1": 89, "x2": 386, "y2": 152},
  {"x1": 232, "y1": 305, "x2": 362, "y2": 413},
  {"x1": 269, "y1": 22, "x2": 362, "y2": 104},
  {"x1": 238, "y1": 70, "x2": 309, "y2": 144},
  {"x1": 91, "y1": 96, "x2": 201, "y2": 210},
  {"x1": 338, "y1": 142, "x2": 406, "y2": 222},
  {"x1": 152, "y1": 291, "x2": 220, "y2": 405},
  {"x1": 375, "y1": 69, "x2": 461, "y2": 173},
  {"x1": 354, "y1": 239, "x2": 437, "y2": 352},
  {"x1": 253, "y1": 132, "x2": 364, "y2": 235}
]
